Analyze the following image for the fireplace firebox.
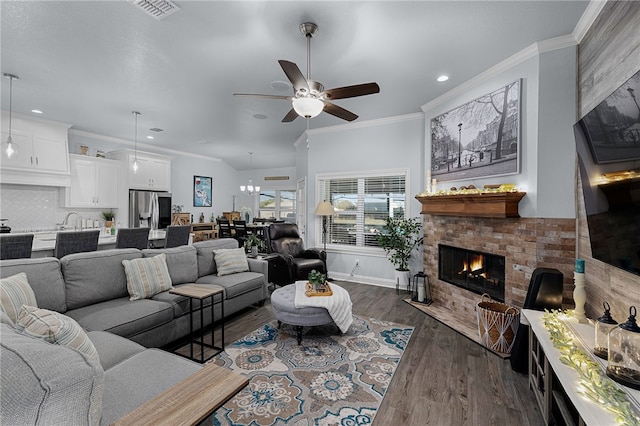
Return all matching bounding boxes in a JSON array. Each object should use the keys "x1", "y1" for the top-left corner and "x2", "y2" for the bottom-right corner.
[{"x1": 438, "y1": 244, "x2": 506, "y2": 301}]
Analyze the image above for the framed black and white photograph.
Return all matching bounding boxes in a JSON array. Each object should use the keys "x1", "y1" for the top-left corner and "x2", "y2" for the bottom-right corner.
[
  {"x1": 193, "y1": 175, "x2": 212, "y2": 207},
  {"x1": 579, "y1": 69, "x2": 640, "y2": 164},
  {"x1": 430, "y1": 80, "x2": 521, "y2": 183}
]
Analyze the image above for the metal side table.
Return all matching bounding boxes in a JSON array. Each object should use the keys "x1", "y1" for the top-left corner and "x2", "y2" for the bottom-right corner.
[{"x1": 170, "y1": 284, "x2": 224, "y2": 363}]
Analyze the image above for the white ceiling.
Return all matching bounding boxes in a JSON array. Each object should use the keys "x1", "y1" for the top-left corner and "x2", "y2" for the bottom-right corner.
[{"x1": 1, "y1": 1, "x2": 590, "y2": 171}]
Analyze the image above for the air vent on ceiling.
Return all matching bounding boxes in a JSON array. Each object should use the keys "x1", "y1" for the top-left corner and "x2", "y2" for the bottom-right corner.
[
  {"x1": 132, "y1": 0, "x2": 180, "y2": 20},
  {"x1": 149, "y1": 127, "x2": 164, "y2": 132}
]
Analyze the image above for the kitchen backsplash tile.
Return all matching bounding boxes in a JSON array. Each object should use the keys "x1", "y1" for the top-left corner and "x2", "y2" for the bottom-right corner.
[{"x1": 0, "y1": 184, "x2": 110, "y2": 232}]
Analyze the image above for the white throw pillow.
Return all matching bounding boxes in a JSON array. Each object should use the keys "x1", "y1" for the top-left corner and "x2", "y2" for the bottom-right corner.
[
  {"x1": 16, "y1": 305, "x2": 99, "y2": 360},
  {"x1": 122, "y1": 253, "x2": 173, "y2": 301},
  {"x1": 214, "y1": 248, "x2": 249, "y2": 276},
  {"x1": 0, "y1": 272, "x2": 38, "y2": 325}
]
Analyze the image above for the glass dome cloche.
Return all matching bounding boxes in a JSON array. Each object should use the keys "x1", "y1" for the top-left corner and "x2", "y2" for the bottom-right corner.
[
  {"x1": 594, "y1": 301, "x2": 618, "y2": 359},
  {"x1": 607, "y1": 306, "x2": 640, "y2": 390}
]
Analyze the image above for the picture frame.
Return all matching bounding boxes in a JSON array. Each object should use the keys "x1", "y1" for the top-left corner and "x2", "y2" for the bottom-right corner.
[
  {"x1": 430, "y1": 79, "x2": 521, "y2": 183},
  {"x1": 193, "y1": 175, "x2": 212, "y2": 207}
]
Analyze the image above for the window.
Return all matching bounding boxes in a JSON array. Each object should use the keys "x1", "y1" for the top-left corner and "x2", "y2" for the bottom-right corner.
[
  {"x1": 258, "y1": 190, "x2": 296, "y2": 221},
  {"x1": 316, "y1": 170, "x2": 408, "y2": 249}
]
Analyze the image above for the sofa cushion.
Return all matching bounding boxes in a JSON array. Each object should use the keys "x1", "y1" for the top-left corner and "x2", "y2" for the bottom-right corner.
[
  {"x1": 100, "y1": 349, "x2": 201, "y2": 426},
  {"x1": 122, "y1": 254, "x2": 173, "y2": 301},
  {"x1": 0, "y1": 323, "x2": 104, "y2": 426},
  {"x1": 0, "y1": 257, "x2": 67, "y2": 313},
  {"x1": 0, "y1": 272, "x2": 38, "y2": 324},
  {"x1": 87, "y1": 330, "x2": 146, "y2": 371},
  {"x1": 214, "y1": 248, "x2": 249, "y2": 276},
  {"x1": 65, "y1": 297, "x2": 174, "y2": 339},
  {"x1": 196, "y1": 271, "x2": 264, "y2": 299},
  {"x1": 61, "y1": 248, "x2": 142, "y2": 310},
  {"x1": 193, "y1": 238, "x2": 238, "y2": 278},
  {"x1": 142, "y1": 246, "x2": 198, "y2": 285},
  {"x1": 16, "y1": 305, "x2": 99, "y2": 360}
]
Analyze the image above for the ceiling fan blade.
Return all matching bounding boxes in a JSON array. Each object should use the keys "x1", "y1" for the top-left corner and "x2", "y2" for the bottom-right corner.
[
  {"x1": 282, "y1": 108, "x2": 299, "y2": 122},
  {"x1": 233, "y1": 93, "x2": 291, "y2": 100},
  {"x1": 278, "y1": 60, "x2": 310, "y2": 93},
  {"x1": 322, "y1": 82, "x2": 380, "y2": 100},
  {"x1": 323, "y1": 102, "x2": 358, "y2": 122}
]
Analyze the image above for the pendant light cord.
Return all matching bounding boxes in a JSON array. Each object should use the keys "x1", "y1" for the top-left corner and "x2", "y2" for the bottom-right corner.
[{"x1": 8, "y1": 76, "x2": 13, "y2": 138}]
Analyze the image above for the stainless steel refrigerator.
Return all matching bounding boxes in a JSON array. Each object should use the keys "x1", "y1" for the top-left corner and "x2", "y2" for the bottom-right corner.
[{"x1": 129, "y1": 190, "x2": 172, "y2": 229}]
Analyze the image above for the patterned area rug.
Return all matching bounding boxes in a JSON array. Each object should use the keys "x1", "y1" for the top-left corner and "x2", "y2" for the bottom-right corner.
[{"x1": 210, "y1": 316, "x2": 413, "y2": 425}]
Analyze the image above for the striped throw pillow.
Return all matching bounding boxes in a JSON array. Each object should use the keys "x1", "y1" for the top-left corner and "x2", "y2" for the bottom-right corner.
[
  {"x1": 122, "y1": 253, "x2": 173, "y2": 301},
  {"x1": 0, "y1": 272, "x2": 38, "y2": 325},
  {"x1": 16, "y1": 305, "x2": 99, "y2": 360},
  {"x1": 214, "y1": 248, "x2": 249, "y2": 276}
]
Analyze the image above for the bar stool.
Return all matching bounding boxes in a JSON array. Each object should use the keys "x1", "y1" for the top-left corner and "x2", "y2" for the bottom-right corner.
[
  {"x1": 0, "y1": 234, "x2": 34, "y2": 260},
  {"x1": 53, "y1": 230, "x2": 100, "y2": 259},
  {"x1": 164, "y1": 225, "x2": 191, "y2": 248},
  {"x1": 115, "y1": 227, "x2": 150, "y2": 249}
]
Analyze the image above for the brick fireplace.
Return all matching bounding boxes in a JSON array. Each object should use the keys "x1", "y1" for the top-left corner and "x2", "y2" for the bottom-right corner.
[{"x1": 421, "y1": 215, "x2": 576, "y2": 324}]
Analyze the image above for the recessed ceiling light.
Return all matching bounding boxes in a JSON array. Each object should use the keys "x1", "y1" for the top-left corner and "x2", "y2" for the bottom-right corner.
[
  {"x1": 146, "y1": 135, "x2": 154, "y2": 140},
  {"x1": 253, "y1": 113, "x2": 268, "y2": 120},
  {"x1": 437, "y1": 75, "x2": 449, "y2": 82},
  {"x1": 31, "y1": 109, "x2": 43, "y2": 114},
  {"x1": 271, "y1": 80, "x2": 292, "y2": 92}
]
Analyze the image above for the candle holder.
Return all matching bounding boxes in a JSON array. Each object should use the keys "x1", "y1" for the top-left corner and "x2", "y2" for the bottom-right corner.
[
  {"x1": 607, "y1": 306, "x2": 640, "y2": 390},
  {"x1": 594, "y1": 301, "x2": 618, "y2": 359}
]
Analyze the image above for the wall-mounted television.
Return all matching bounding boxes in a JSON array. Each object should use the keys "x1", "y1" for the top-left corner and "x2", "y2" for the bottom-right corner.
[{"x1": 578, "y1": 69, "x2": 640, "y2": 164}]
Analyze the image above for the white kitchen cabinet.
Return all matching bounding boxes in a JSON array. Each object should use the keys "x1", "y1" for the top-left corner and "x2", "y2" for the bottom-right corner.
[
  {"x1": 129, "y1": 155, "x2": 171, "y2": 190},
  {"x1": 109, "y1": 150, "x2": 171, "y2": 191},
  {"x1": 0, "y1": 112, "x2": 71, "y2": 187},
  {"x1": 63, "y1": 155, "x2": 120, "y2": 208}
]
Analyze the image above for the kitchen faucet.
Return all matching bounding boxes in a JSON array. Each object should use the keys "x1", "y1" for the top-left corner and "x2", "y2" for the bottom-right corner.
[{"x1": 61, "y1": 211, "x2": 83, "y2": 231}]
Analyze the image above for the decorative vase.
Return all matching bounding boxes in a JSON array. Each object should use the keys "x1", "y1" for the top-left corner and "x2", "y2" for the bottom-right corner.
[
  {"x1": 395, "y1": 269, "x2": 411, "y2": 292},
  {"x1": 251, "y1": 246, "x2": 258, "y2": 257}
]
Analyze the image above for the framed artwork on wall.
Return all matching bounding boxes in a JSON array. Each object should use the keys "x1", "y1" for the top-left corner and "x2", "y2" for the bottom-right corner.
[
  {"x1": 193, "y1": 175, "x2": 212, "y2": 207},
  {"x1": 430, "y1": 79, "x2": 521, "y2": 183}
]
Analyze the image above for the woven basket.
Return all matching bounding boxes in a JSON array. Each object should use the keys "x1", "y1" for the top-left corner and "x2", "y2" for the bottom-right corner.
[{"x1": 476, "y1": 294, "x2": 520, "y2": 354}]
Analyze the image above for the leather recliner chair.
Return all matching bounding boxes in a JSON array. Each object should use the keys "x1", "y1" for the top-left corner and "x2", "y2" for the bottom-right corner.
[{"x1": 266, "y1": 223, "x2": 326, "y2": 285}]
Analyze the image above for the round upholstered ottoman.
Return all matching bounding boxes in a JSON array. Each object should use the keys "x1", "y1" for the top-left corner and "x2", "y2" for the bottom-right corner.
[{"x1": 271, "y1": 284, "x2": 334, "y2": 345}]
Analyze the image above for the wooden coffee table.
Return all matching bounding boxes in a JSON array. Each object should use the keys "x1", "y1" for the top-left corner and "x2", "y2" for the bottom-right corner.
[
  {"x1": 170, "y1": 284, "x2": 224, "y2": 363},
  {"x1": 112, "y1": 362, "x2": 248, "y2": 426}
]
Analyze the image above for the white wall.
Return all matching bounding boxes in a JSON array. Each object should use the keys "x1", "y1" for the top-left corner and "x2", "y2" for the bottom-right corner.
[{"x1": 297, "y1": 114, "x2": 425, "y2": 287}]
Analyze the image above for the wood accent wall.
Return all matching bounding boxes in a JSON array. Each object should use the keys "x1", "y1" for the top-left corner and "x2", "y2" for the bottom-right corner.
[
  {"x1": 577, "y1": 1, "x2": 640, "y2": 321},
  {"x1": 422, "y1": 216, "x2": 575, "y2": 322}
]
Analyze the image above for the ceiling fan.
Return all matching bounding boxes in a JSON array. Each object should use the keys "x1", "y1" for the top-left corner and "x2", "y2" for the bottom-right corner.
[{"x1": 234, "y1": 22, "x2": 380, "y2": 123}]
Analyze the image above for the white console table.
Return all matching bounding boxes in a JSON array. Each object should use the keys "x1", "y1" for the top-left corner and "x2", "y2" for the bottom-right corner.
[{"x1": 523, "y1": 309, "x2": 640, "y2": 425}]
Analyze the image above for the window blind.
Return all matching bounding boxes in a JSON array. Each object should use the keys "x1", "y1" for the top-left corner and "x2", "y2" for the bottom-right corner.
[{"x1": 317, "y1": 171, "x2": 407, "y2": 248}]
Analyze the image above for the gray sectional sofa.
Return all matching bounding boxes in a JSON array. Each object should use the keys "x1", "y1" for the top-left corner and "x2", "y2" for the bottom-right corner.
[{"x1": 0, "y1": 238, "x2": 266, "y2": 425}]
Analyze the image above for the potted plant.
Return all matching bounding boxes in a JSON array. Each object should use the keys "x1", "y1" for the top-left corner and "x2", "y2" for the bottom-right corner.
[
  {"x1": 244, "y1": 234, "x2": 262, "y2": 257},
  {"x1": 377, "y1": 216, "x2": 424, "y2": 289},
  {"x1": 308, "y1": 269, "x2": 327, "y2": 292},
  {"x1": 101, "y1": 210, "x2": 115, "y2": 228}
]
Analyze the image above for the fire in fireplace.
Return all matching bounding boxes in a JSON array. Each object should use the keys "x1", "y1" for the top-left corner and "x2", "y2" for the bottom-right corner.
[{"x1": 438, "y1": 244, "x2": 506, "y2": 301}]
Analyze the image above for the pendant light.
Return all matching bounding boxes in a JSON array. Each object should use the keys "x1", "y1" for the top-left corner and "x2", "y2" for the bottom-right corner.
[
  {"x1": 3, "y1": 73, "x2": 19, "y2": 159},
  {"x1": 132, "y1": 111, "x2": 140, "y2": 174},
  {"x1": 240, "y1": 152, "x2": 260, "y2": 195}
]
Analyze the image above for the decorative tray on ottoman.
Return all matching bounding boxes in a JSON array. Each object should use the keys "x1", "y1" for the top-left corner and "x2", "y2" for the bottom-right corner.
[{"x1": 305, "y1": 282, "x2": 333, "y2": 297}]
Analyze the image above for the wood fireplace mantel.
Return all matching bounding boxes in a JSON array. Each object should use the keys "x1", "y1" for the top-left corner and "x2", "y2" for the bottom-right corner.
[{"x1": 416, "y1": 192, "x2": 526, "y2": 218}]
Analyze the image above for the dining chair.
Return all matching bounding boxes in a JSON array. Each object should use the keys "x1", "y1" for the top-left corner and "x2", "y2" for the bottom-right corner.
[
  {"x1": 0, "y1": 234, "x2": 34, "y2": 260},
  {"x1": 115, "y1": 227, "x2": 150, "y2": 250},
  {"x1": 53, "y1": 230, "x2": 100, "y2": 259},
  {"x1": 164, "y1": 225, "x2": 191, "y2": 248},
  {"x1": 233, "y1": 220, "x2": 248, "y2": 247},
  {"x1": 217, "y1": 218, "x2": 233, "y2": 239}
]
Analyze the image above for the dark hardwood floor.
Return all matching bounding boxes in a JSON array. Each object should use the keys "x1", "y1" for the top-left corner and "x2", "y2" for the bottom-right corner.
[{"x1": 177, "y1": 281, "x2": 544, "y2": 425}]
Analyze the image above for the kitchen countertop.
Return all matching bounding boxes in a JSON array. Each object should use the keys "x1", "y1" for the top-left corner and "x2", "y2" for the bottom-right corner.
[{"x1": 10, "y1": 229, "x2": 167, "y2": 252}]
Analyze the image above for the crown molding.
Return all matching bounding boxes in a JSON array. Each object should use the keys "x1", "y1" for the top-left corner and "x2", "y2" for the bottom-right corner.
[
  {"x1": 68, "y1": 128, "x2": 222, "y2": 162},
  {"x1": 421, "y1": 34, "x2": 578, "y2": 113},
  {"x1": 572, "y1": 0, "x2": 608, "y2": 44}
]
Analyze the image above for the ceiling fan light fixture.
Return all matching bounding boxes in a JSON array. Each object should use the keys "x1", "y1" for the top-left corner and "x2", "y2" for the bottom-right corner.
[{"x1": 292, "y1": 97, "x2": 324, "y2": 119}]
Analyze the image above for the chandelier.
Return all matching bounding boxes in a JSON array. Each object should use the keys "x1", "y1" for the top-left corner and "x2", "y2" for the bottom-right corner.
[{"x1": 240, "y1": 152, "x2": 260, "y2": 195}]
